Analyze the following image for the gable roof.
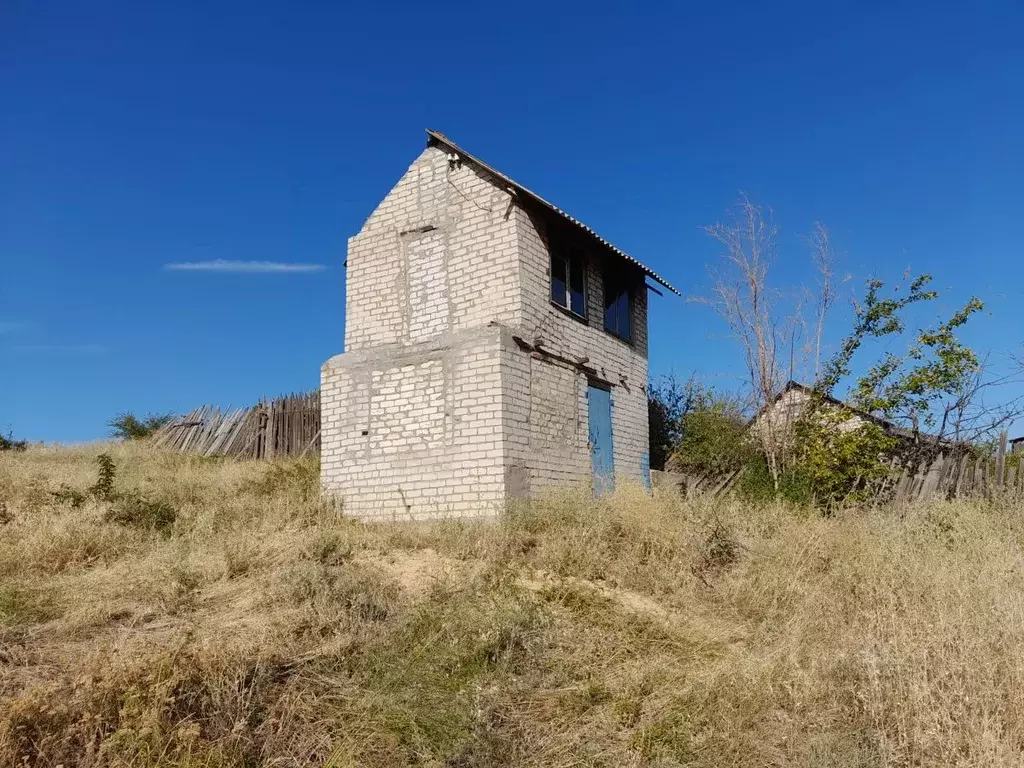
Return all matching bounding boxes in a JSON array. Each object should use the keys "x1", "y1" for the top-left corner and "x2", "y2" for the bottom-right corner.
[
  {"x1": 765, "y1": 381, "x2": 963, "y2": 447},
  {"x1": 426, "y1": 130, "x2": 680, "y2": 295}
]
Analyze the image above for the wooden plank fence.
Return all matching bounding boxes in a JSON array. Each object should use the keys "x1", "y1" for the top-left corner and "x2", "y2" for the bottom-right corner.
[
  {"x1": 889, "y1": 440, "x2": 1024, "y2": 503},
  {"x1": 152, "y1": 391, "x2": 1020, "y2": 501},
  {"x1": 150, "y1": 391, "x2": 320, "y2": 459},
  {"x1": 654, "y1": 430, "x2": 1024, "y2": 504}
]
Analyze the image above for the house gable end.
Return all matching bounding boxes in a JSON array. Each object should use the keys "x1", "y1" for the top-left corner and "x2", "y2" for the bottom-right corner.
[{"x1": 345, "y1": 145, "x2": 523, "y2": 352}]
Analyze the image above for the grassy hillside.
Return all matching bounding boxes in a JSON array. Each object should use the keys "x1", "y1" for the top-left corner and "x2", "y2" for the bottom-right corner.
[{"x1": 2, "y1": 444, "x2": 1024, "y2": 767}]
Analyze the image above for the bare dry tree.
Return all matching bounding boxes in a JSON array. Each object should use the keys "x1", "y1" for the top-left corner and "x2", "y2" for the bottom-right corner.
[
  {"x1": 806, "y1": 222, "x2": 841, "y2": 380},
  {"x1": 936, "y1": 356, "x2": 1024, "y2": 447},
  {"x1": 698, "y1": 198, "x2": 781, "y2": 488},
  {"x1": 696, "y1": 197, "x2": 840, "y2": 490}
]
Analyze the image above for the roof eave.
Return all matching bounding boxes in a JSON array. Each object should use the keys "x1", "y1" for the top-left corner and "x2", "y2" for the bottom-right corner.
[{"x1": 425, "y1": 129, "x2": 680, "y2": 296}]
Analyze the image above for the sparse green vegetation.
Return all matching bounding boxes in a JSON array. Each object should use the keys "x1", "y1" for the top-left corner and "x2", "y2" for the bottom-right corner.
[
  {"x1": 107, "y1": 411, "x2": 174, "y2": 440},
  {"x1": 695, "y1": 197, "x2": 1021, "y2": 507},
  {"x1": 49, "y1": 452, "x2": 178, "y2": 532},
  {"x1": 1, "y1": 442, "x2": 1024, "y2": 766},
  {"x1": 656, "y1": 271, "x2": 1004, "y2": 508},
  {"x1": 0, "y1": 429, "x2": 27, "y2": 452}
]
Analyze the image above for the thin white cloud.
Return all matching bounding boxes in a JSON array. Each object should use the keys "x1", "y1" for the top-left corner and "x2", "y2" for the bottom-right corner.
[
  {"x1": 10, "y1": 344, "x2": 107, "y2": 354},
  {"x1": 0, "y1": 321, "x2": 26, "y2": 335},
  {"x1": 164, "y1": 259, "x2": 327, "y2": 273}
]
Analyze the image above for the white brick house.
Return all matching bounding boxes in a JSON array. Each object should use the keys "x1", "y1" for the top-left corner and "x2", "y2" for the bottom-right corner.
[{"x1": 321, "y1": 131, "x2": 678, "y2": 518}]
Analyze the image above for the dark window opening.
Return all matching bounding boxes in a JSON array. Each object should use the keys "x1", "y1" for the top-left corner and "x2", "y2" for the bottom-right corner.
[
  {"x1": 551, "y1": 244, "x2": 586, "y2": 317},
  {"x1": 603, "y1": 269, "x2": 632, "y2": 341}
]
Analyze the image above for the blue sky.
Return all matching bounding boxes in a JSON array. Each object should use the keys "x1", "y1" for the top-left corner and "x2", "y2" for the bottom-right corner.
[{"x1": 2, "y1": 1, "x2": 1022, "y2": 442}]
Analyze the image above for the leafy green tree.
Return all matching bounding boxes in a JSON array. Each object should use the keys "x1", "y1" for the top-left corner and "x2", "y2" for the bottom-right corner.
[
  {"x1": 786, "y1": 275, "x2": 992, "y2": 507},
  {"x1": 850, "y1": 298, "x2": 984, "y2": 441},
  {"x1": 814, "y1": 274, "x2": 990, "y2": 446},
  {"x1": 815, "y1": 275, "x2": 938, "y2": 396}
]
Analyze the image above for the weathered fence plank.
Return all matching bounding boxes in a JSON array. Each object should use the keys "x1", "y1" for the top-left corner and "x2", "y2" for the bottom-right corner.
[
  {"x1": 996, "y1": 431, "x2": 1008, "y2": 489},
  {"x1": 150, "y1": 391, "x2": 320, "y2": 460}
]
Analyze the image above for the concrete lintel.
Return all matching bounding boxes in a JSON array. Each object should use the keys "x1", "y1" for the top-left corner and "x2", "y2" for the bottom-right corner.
[{"x1": 322, "y1": 323, "x2": 512, "y2": 373}]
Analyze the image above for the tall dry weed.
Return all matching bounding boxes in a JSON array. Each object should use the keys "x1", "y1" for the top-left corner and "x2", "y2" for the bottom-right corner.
[{"x1": 1, "y1": 442, "x2": 1023, "y2": 766}]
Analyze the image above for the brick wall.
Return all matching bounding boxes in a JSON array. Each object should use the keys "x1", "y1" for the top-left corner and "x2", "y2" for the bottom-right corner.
[
  {"x1": 325, "y1": 146, "x2": 521, "y2": 518},
  {"x1": 322, "y1": 327, "x2": 507, "y2": 519},
  {"x1": 344, "y1": 147, "x2": 521, "y2": 352},
  {"x1": 323, "y1": 142, "x2": 652, "y2": 518},
  {"x1": 503, "y1": 207, "x2": 651, "y2": 493}
]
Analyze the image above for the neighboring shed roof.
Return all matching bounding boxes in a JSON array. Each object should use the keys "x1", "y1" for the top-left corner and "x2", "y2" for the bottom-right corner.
[
  {"x1": 426, "y1": 129, "x2": 680, "y2": 295},
  {"x1": 760, "y1": 381, "x2": 963, "y2": 447}
]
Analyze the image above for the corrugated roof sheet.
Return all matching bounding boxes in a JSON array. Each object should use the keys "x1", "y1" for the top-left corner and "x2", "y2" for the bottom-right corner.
[{"x1": 426, "y1": 129, "x2": 680, "y2": 295}]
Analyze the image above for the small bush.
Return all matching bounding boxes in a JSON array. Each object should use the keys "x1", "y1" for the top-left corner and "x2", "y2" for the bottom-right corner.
[
  {"x1": 49, "y1": 484, "x2": 87, "y2": 509},
  {"x1": 302, "y1": 531, "x2": 351, "y2": 566},
  {"x1": 692, "y1": 519, "x2": 741, "y2": 584},
  {"x1": 89, "y1": 453, "x2": 116, "y2": 501},
  {"x1": 104, "y1": 491, "x2": 176, "y2": 533},
  {"x1": 670, "y1": 403, "x2": 756, "y2": 475},
  {"x1": 0, "y1": 429, "x2": 27, "y2": 452},
  {"x1": 788, "y1": 409, "x2": 899, "y2": 508},
  {"x1": 107, "y1": 412, "x2": 174, "y2": 441},
  {"x1": 51, "y1": 454, "x2": 178, "y2": 533}
]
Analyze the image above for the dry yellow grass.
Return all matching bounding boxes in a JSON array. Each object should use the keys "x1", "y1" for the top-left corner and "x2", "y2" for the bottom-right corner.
[{"x1": 2, "y1": 443, "x2": 1024, "y2": 766}]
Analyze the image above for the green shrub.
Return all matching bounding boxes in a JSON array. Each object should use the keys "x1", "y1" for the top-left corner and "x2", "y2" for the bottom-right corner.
[
  {"x1": 89, "y1": 453, "x2": 116, "y2": 501},
  {"x1": 107, "y1": 412, "x2": 174, "y2": 441},
  {"x1": 648, "y1": 376, "x2": 702, "y2": 470},
  {"x1": 51, "y1": 454, "x2": 178, "y2": 532},
  {"x1": 50, "y1": 484, "x2": 87, "y2": 509},
  {"x1": 0, "y1": 429, "x2": 27, "y2": 452},
  {"x1": 670, "y1": 404, "x2": 755, "y2": 477},
  {"x1": 303, "y1": 531, "x2": 351, "y2": 566},
  {"x1": 104, "y1": 492, "x2": 176, "y2": 533},
  {"x1": 787, "y1": 409, "x2": 899, "y2": 508}
]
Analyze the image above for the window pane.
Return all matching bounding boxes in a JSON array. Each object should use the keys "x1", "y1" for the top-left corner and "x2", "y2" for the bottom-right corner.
[
  {"x1": 569, "y1": 255, "x2": 585, "y2": 315},
  {"x1": 616, "y1": 290, "x2": 631, "y2": 341},
  {"x1": 603, "y1": 273, "x2": 632, "y2": 340},
  {"x1": 603, "y1": 286, "x2": 618, "y2": 333},
  {"x1": 551, "y1": 254, "x2": 567, "y2": 307}
]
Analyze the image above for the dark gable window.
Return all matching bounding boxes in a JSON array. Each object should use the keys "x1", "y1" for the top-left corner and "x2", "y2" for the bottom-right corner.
[
  {"x1": 603, "y1": 267, "x2": 632, "y2": 341},
  {"x1": 550, "y1": 241, "x2": 586, "y2": 317}
]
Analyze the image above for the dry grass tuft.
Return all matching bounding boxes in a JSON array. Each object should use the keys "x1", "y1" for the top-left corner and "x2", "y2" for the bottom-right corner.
[{"x1": 2, "y1": 442, "x2": 1024, "y2": 766}]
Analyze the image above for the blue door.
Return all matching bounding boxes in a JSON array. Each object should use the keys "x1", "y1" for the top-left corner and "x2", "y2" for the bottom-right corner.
[{"x1": 588, "y1": 384, "x2": 615, "y2": 495}]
